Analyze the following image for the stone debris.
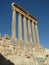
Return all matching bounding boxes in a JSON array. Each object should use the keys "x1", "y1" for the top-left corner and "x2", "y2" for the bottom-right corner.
[{"x1": 0, "y1": 37, "x2": 49, "y2": 65}]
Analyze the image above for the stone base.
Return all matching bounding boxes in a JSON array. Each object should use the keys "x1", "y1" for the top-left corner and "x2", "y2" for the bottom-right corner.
[{"x1": 0, "y1": 38, "x2": 49, "y2": 65}]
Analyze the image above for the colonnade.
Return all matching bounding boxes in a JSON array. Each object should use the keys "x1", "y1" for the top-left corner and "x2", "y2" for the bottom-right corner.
[{"x1": 12, "y1": 3, "x2": 40, "y2": 45}]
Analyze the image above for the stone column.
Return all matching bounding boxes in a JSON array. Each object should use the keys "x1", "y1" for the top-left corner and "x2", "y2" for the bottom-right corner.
[
  {"x1": 23, "y1": 16, "x2": 27, "y2": 42},
  {"x1": 35, "y1": 22, "x2": 40, "y2": 44},
  {"x1": 32, "y1": 22, "x2": 36, "y2": 44},
  {"x1": 12, "y1": 8, "x2": 16, "y2": 39},
  {"x1": 28, "y1": 19, "x2": 32, "y2": 43},
  {"x1": 18, "y1": 13, "x2": 22, "y2": 40}
]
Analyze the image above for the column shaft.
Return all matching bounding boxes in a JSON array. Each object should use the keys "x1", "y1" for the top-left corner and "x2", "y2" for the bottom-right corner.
[
  {"x1": 12, "y1": 9, "x2": 16, "y2": 39},
  {"x1": 28, "y1": 19, "x2": 32, "y2": 43},
  {"x1": 18, "y1": 13, "x2": 22, "y2": 40},
  {"x1": 23, "y1": 16, "x2": 27, "y2": 42},
  {"x1": 35, "y1": 23, "x2": 40, "y2": 44},
  {"x1": 32, "y1": 22, "x2": 36, "y2": 44}
]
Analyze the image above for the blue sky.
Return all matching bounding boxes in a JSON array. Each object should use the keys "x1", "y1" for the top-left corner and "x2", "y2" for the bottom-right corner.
[{"x1": 0, "y1": 0, "x2": 49, "y2": 48}]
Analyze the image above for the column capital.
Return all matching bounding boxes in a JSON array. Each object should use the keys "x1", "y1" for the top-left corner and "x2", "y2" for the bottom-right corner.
[
  {"x1": 35, "y1": 20, "x2": 37, "y2": 25},
  {"x1": 18, "y1": 12, "x2": 21, "y2": 15},
  {"x1": 12, "y1": 6, "x2": 16, "y2": 11}
]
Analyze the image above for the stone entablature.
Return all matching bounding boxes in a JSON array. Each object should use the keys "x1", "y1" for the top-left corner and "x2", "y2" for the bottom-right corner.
[{"x1": 12, "y1": 2, "x2": 37, "y2": 21}]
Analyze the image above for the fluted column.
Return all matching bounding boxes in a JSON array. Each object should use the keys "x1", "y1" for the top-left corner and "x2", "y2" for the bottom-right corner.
[
  {"x1": 12, "y1": 8, "x2": 16, "y2": 39},
  {"x1": 18, "y1": 13, "x2": 22, "y2": 40},
  {"x1": 35, "y1": 22, "x2": 40, "y2": 44},
  {"x1": 32, "y1": 22, "x2": 36, "y2": 44},
  {"x1": 28, "y1": 19, "x2": 32, "y2": 43},
  {"x1": 23, "y1": 16, "x2": 27, "y2": 42}
]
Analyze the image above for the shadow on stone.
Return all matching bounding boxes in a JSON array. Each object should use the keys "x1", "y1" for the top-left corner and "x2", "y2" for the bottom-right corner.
[{"x1": 0, "y1": 54, "x2": 14, "y2": 65}]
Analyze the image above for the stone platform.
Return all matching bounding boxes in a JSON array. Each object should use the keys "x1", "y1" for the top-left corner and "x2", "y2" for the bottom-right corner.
[{"x1": 0, "y1": 37, "x2": 49, "y2": 65}]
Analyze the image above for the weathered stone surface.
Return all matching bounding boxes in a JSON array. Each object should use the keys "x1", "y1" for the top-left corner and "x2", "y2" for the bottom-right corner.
[{"x1": 0, "y1": 38, "x2": 49, "y2": 65}]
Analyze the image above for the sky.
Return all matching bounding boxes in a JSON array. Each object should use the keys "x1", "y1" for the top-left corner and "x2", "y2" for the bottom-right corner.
[{"x1": 0, "y1": 0, "x2": 49, "y2": 49}]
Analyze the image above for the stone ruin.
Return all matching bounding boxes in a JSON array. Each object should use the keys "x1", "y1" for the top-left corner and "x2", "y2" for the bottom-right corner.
[{"x1": 0, "y1": 2, "x2": 49, "y2": 65}]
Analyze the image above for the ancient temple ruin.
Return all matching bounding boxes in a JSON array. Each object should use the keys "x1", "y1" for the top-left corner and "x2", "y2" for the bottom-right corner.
[
  {"x1": 0, "y1": 2, "x2": 49, "y2": 65},
  {"x1": 12, "y1": 2, "x2": 40, "y2": 45}
]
